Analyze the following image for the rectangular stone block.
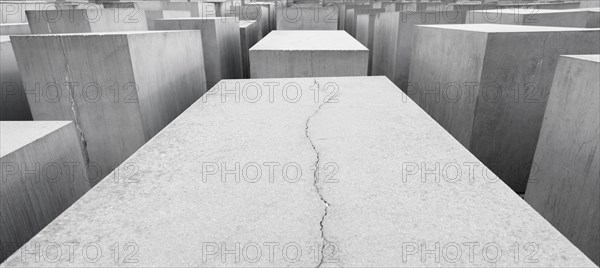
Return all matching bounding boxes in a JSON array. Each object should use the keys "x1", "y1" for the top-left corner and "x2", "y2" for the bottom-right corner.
[
  {"x1": 525, "y1": 55, "x2": 600, "y2": 265},
  {"x1": 355, "y1": 8, "x2": 385, "y2": 75},
  {"x1": 239, "y1": 20, "x2": 262, "y2": 78},
  {"x1": 1, "y1": 1, "x2": 57, "y2": 23},
  {"x1": 103, "y1": 1, "x2": 217, "y2": 17},
  {"x1": 225, "y1": 4, "x2": 270, "y2": 36},
  {"x1": 497, "y1": 1, "x2": 582, "y2": 9},
  {"x1": 0, "y1": 23, "x2": 30, "y2": 35},
  {"x1": 467, "y1": 8, "x2": 600, "y2": 28},
  {"x1": 0, "y1": 36, "x2": 31, "y2": 120},
  {"x1": 11, "y1": 31, "x2": 206, "y2": 184},
  {"x1": 337, "y1": 3, "x2": 367, "y2": 30},
  {"x1": 26, "y1": 9, "x2": 148, "y2": 34},
  {"x1": 155, "y1": 17, "x2": 243, "y2": 88},
  {"x1": 250, "y1": 30, "x2": 368, "y2": 78},
  {"x1": 0, "y1": 121, "x2": 90, "y2": 262},
  {"x1": 407, "y1": 24, "x2": 600, "y2": 193},
  {"x1": 277, "y1": 4, "x2": 337, "y2": 30},
  {"x1": 344, "y1": 5, "x2": 375, "y2": 36},
  {"x1": 145, "y1": 10, "x2": 191, "y2": 30},
  {"x1": 372, "y1": 11, "x2": 465, "y2": 89},
  {"x1": 246, "y1": 2, "x2": 276, "y2": 31},
  {"x1": 1, "y1": 76, "x2": 595, "y2": 267}
]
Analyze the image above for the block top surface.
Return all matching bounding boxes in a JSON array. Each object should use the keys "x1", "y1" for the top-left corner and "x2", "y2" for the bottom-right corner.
[
  {"x1": 250, "y1": 30, "x2": 368, "y2": 51},
  {"x1": 2, "y1": 76, "x2": 594, "y2": 267},
  {"x1": 563, "y1": 54, "x2": 600, "y2": 63},
  {"x1": 0, "y1": 36, "x2": 9, "y2": 43},
  {"x1": 0, "y1": 121, "x2": 72, "y2": 158},
  {"x1": 418, "y1": 23, "x2": 598, "y2": 33},
  {"x1": 9, "y1": 30, "x2": 197, "y2": 38},
  {"x1": 239, "y1": 20, "x2": 257, "y2": 28}
]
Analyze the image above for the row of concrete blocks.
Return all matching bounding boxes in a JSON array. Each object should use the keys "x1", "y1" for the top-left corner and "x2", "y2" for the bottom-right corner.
[{"x1": 1, "y1": 75, "x2": 597, "y2": 267}]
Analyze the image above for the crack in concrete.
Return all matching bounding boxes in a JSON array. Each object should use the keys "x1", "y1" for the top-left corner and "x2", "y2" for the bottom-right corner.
[
  {"x1": 305, "y1": 78, "x2": 337, "y2": 268},
  {"x1": 58, "y1": 37, "x2": 90, "y2": 166}
]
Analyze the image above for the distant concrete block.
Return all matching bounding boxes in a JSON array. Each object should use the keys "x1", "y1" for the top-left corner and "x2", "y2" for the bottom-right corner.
[
  {"x1": 497, "y1": 1, "x2": 582, "y2": 9},
  {"x1": 0, "y1": 37, "x2": 31, "y2": 120},
  {"x1": 155, "y1": 17, "x2": 243, "y2": 88},
  {"x1": 26, "y1": 8, "x2": 148, "y2": 34},
  {"x1": 344, "y1": 5, "x2": 374, "y2": 36},
  {"x1": 0, "y1": 23, "x2": 30, "y2": 35},
  {"x1": 0, "y1": 121, "x2": 90, "y2": 262},
  {"x1": 407, "y1": 24, "x2": 600, "y2": 193},
  {"x1": 355, "y1": 8, "x2": 384, "y2": 75},
  {"x1": 467, "y1": 8, "x2": 600, "y2": 28},
  {"x1": 145, "y1": 10, "x2": 191, "y2": 30},
  {"x1": 225, "y1": 4, "x2": 269, "y2": 37},
  {"x1": 103, "y1": 1, "x2": 217, "y2": 17},
  {"x1": 11, "y1": 31, "x2": 206, "y2": 184},
  {"x1": 277, "y1": 4, "x2": 337, "y2": 30},
  {"x1": 250, "y1": 30, "x2": 368, "y2": 78},
  {"x1": 1, "y1": 76, "x2": 595, "y2": 267},
  {"x1": 1, "y1": 1, "x2": 57, "y2": 23},
  {"x1": 525, "y1": 54, "x2": 600, "y2": 265},
  {"x1": 337, "y1": 3, "x2": 368, "y2": 30},
  {"x1": 246, "y1": 2, "x2": 276, "y2": 31},
  {"x1": 239, "y1": 20, "x2": 262, "y2": 79},
  {"x1": 371, "y1": 11, "x2": 465, "y2": 89}
]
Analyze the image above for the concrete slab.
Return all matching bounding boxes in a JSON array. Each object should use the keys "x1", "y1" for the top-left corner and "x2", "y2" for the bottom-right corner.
[
  {"x1": 10, "y1": 30, "x2": 207, "y2": 184},
  {"x1": 468, "y1": 7, "x2": 600, "y2": 27},
  {"x1": 525, "y1": 54, "x2": 600, "y2": 265},
  {"x1": 144, "y1": 10, "x2": 191, "y2": 30},
  {"x1": 0, "y1": 23, "x2": 30, "y2": 35},
  {"x1": 250, "y1": 30, "x2": 368, "y2": 78},
  {"x1": 26, "y1": 9, "x2": 148, "y2": 34},
  {"x1": 0, "y1": 76, "x2": 596, "y2": 267},
  {"x1": 239, "y1": 20, "x2": 262, "y2": 78},
  {"x1": 155, "y1": 17, "x2": 243, "y2": 88},
  {"x1": 355, "y1": 8, "x2": 385, "y2": 75},
  {"x1": 0, "y1": 121, "x2": 90, "y2": 262},
  {"x1": 371, "y1": 11, "x2": 466, "y2": 89},
  {"x1": 277, "y1": 3, "x2": 337, "y2": 30},
  {"x1": 246, "y1": 2, "x2": 277, "y2": 31},
  {"x1": 0, "y1": 36, "x2": 31, "y2": 120},
  {"x1": 103, "y1": 1, "x2": 217, "y2": 17},
  {"x1": 407, "y1": 24, "x2": 600, "y2": 193},
  {"x1": 225, "y1": 4, "x2": 270, "y2": 36}
]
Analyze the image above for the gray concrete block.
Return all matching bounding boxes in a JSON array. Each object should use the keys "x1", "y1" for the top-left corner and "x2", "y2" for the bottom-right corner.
[
  {"x1": 10, "y1": 31, "x2": 207, "y2": 184},
  {"x1": 355, "y1": 8, "x2": 384, "y2": 75},
  {"x1": 336, "y1": 3, "x2": 368, "y2": 30},
  {"x1": 26, "y1": 8, "x2": 148, "y2": 34},
  {"x1": 277, "y1": 3, "x2": 338, "y2": 30},
  {"x1": 0, "y1": 121, "x2": 90, "y2": 262},
  {"x1": 0, "y1": 36, "x2": 31, "y2": 120},
  {"x1": 155, "y1": 17, "x2": 243, "y2": 88},
  {"x1": 250, "y1": 30, "x2": 368, "y2": 78},
  {"x1": 467, "y1": 8, "x2": 600, "y2": 28},
  {"x1": 407, "y1": 24, "x2": 600, "y2": 193},
  {"x1": 103, "y1": 1, "x2": 217, "y2": 18},
  {"x1": 371, "y1": 11, "x2": 465, "y2": 89},
  {"x1": 343, "y1": 5, "x2": 375, "y2": 36},
  {"x1": 145, "y1": 10, "x2": 191, "y2": 30},
  {"x1": 0, "y1": 23, "x2": 30, "y2": 35},
  {"x1": 1, "y1": 76, "x2": 595, "y2": 267},
  {"x1": 239, "y1": 20, "x2": 262, "y2": 78},
  {"x1": 525, "y1": 54, "x2": 600, "y2": 265},
  {"x1": 246, "y1": 2, "x2": 277, "y2": 31},
  {"x1": 1, "y1": 1, "x2": 57, "y2": 23},
  {"x1": 225, "y1": 4, "x2": 270, "y2": 36}
]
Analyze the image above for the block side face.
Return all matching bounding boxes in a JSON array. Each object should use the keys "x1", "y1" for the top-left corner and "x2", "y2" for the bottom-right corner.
[
  {"x1": 90, "y1": 8, "x2": 148, "y2": 32},
  {"x1": 407, "y1": 27, "x2": 487, "y2": 148},
  {"x1": 251, "y1": 30, "x2": 368, "y2": 51},
  {"x1": 0, "y1": 23, "x2": 31, "y2": 35},
  {"x1": 471, "y1": 30, "x2": 600, "y2": 192},
  {"x1": 371, "y1": 12, "x2": 400, "y2": 78},
  {"x1": 0, "y1": 40, "x2": 32, "y2": 120},
  {"x1": 127, "y1": 31, "x2": 206, "y2": 139},
  {"x1": 0, "y1": 122, "x2": 90, "y2": 262},
  {"x1": 249, "y1": 50, "x2": 368, "y2": 78},
  {"x1": 524, "y1": 57, "x2": 599, "y2": 265},
  {"x1": 26, "y1": 9, "x2": 92, "y2": 34},
  {"x1": 215, "y1": 19, "x2": 243, "y2": 80}
]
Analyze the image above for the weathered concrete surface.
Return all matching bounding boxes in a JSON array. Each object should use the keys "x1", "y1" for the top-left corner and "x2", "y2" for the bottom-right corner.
[
  {"x1": 467, "y1": 8, "x2": 600, "y2": 28},
  {"x1": 239, "y1": 20, "x2": 262, "y2": 78},
  {"x1": 372, "y1": 11, "x2": 465, "y2": 89},
  {"x1": 225, "y1": 4, "x2": 270, "y2": 36},
  {"x1": 26, "y1": 9, "x2": 148, "y2": 34},
  {"x1": 145, "y1": 10, "x2": 191, "y2": 30},
  {"x1": 103, "y1": 1, "x2": 217, "y2": 17},
  {"x1": 0, "y1": 121, "x2": 90, "y2": 263},
  {"x1": 11, "y1": 31, "x2": 206, "y2": 184},
  {"x1": 1, "y1": 1, "x2": 57, "y2": 23},
  {"x1": 250, "y1": 30, "x2": 368, "y2": 78},
  {"x1": 277, "y1": 3, "x2": 337, "y2": 30},
  {"x1": 525, "y1": 55, "x2": 600, "y2": 265},
  {"x1": 407, "y1": 24, "x2": 600, "y2": 193},
  {"x1": 0, "y1": 23, "x2": 30, "y2": 35},
  {"x1": 155, "y1": 18, "x2": 243, "y2": 88},
  {"x1": 355, "y1": 8, "x2": 384, "y2": 75},
  {"x1": 246, "y1": 2, "x2": 277, "y2": 31},
  {"x1": 0, "y1": 36, "x2": 31, "y2": 120},
  {"x1": 497, "y1": 1, "x2": 582, "y2": 9},
  {"x1": 0, "y1": 76, "x2": 596, "y2": 267}
]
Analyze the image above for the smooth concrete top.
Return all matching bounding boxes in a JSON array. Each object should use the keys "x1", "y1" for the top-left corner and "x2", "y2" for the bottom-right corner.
[
  {"x1": 0, "y1": 121, "x2": 72, "y2": 158},
  {"x1": 563, "y1": 54, "x2": 600, "y2": 62},
  {"x1": 11, "y1": 30, "x2": 197, "y2": 37},
  {"x1": 239, "y1": 20, "x2": 257, "y2": 28},
  {"x1": 250, "y1": 30, "x2": 368, "y2": 51},
  {"x1": 419, "y1": 23, "x2": 598, "y2": 32},
  {"x1": 1, "y1": 76, "x2": 594, "y2": 267}
]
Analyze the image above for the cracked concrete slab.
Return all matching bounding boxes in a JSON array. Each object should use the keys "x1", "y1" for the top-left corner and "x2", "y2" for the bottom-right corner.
[{"x1": 1, "y1": 77, "x2": 595, "y2": 267}]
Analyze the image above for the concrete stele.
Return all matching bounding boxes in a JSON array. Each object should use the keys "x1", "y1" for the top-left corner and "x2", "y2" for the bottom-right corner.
[
  {"x1": 407, "y1": 24, "x2": 600, "y2": 193},
  {"x1": 0, "y1": 36, "x2": 31, "y2": 120},
  {"x1": 249, "y1": 30, "x2": 368, "y2": 78},
  {"x1": 0, "y1": 76, "x2": 595, "y2": 267},
  {"x1": 239, "y1": 20, "x2": 262, "y2": 79},
  {"x1": 26, "y1": 9, "x2": 148, "y2": 34},
  {"x1": 467, "y1": 8, "x2": 600, "y2": 28}
]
